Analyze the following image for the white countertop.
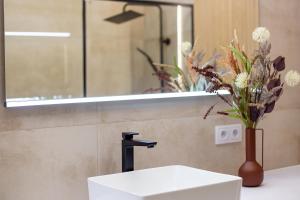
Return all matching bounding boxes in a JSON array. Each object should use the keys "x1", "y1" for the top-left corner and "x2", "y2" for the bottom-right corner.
[{"x1": 241, "y1": 165, "x2": 300, "y2": 200}]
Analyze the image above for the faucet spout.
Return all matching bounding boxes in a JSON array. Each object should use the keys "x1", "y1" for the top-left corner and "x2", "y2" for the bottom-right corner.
[{"x1": 125, "y1": 139, "x2": 157, "y2": 148}]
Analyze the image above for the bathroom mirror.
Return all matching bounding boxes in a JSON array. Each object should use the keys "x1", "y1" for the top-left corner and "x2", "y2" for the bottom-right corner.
[
  {"x1": 3, "y1": 0, "x2": 197, "y2": 107},
  {"x1": 4, "y1": 0, "x2": 259, "y2": 107}
]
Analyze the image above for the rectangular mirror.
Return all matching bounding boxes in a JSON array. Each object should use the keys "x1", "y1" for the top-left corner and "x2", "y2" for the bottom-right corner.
[
  {"x1": 3, "y1": 0, "x2": 261, "y2": 108},
  {"x1": 3, "y1": 0, "x2": 210, "y2": 107}
]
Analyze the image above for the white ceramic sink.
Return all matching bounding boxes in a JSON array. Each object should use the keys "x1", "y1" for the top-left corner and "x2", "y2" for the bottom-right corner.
[{"x1": 88, "y1": 165, "x2": 242, "y2": 200}]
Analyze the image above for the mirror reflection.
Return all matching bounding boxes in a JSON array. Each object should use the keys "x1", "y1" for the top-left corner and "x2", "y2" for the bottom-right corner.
[
  {"x1": 4, "y1": 0, "x2": 84, "y2": 100},
  {"x1": 86, "y1": 0, "x2": 193, "y2": 96},
  {"x1": 4, "y1": 0, "x2": 194, "y2": 102}
]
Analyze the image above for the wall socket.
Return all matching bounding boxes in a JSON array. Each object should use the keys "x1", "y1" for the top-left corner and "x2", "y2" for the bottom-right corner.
[{"x1": 215, "y1": 124, "x2": 242, "y2": 145}]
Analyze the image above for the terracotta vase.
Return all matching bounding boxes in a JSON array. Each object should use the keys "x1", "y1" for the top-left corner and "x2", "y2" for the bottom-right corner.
[{"x1": 238, "y1": 128, "x2": 264, "y2": 187}]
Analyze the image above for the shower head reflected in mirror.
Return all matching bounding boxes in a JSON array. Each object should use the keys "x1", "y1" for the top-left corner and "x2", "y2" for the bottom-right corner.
[{"x1": 104, "y1": 10, "x2": 144, "y2": 24}]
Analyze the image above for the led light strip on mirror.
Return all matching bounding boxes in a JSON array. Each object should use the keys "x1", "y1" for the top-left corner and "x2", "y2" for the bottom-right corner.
[
  {"x1": 176, "y1": 5, "x2": 183, "y2": 68},
  {"x1": 5, "y1": 91, "x2": 229, "y2": 107},
  {"x1": 5, "y1": 32, "x2": 71, "y2": 37}
]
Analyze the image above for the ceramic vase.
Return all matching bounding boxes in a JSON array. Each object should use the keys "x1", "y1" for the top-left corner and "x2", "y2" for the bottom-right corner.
[{"x1": 238, "y1": 128, "x2": 264, "y2": 187}]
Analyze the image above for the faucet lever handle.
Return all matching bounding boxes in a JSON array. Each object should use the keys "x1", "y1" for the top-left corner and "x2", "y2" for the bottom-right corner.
[{"x1": 122, "y1": 132, "x2": 139, "y2": 140}]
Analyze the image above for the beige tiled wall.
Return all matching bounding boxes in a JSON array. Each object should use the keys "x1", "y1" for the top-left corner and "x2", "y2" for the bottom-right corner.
[{"x1": 0, "y1": 0, "x2": 300, "y2": 200}]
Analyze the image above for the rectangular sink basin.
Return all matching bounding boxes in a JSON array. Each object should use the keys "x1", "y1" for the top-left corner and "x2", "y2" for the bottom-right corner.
[{"x1": 88, "y1": 165, "x2": 242, "y2": 200}]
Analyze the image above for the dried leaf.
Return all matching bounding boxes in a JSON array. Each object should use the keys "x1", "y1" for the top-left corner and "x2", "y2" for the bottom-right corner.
[
  {"x1": 267, "y1": 78, "x2": 281, "y2": 91},
  {"x1": 249, "y1": 105, "x2": 260, "y2": 122},
  {"x1": 273, "y1": 56, "x2": 285, "y2": 71},
  {"x1": 265, "y1": 101, "x2": 276, "y2": 113}
]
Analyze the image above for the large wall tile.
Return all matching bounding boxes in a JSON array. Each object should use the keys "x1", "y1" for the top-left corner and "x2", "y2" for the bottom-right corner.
[
  {"x1": 0, "y1": 103, "x2": 98, "y2": 132},
  {"x1": 259, "y1": 109, "x2": 300, "y2": 170},
  {"x1": 98, "y1": 108, "x2": 300, "y2": 176},
  {"x1": 0, "y1": 125, "x2": 98, "y2": 200},
  {"x1": 98, "y1": 115, "x2": 244, "y2": 176}
]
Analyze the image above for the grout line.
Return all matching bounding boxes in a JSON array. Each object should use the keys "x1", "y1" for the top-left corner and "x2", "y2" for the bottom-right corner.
[
  {"x1": 97, "y1": 125, "x2": 100, "y2": 175},
  {"x1": 0, "y1": 108, "x2": 299, "y2": 134}
]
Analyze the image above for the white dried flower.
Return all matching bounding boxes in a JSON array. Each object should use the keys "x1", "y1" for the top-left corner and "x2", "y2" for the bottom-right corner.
[
  {"x1": 252, "y1": 27, "x2": 270, "y2": 43},
  {"x1": 182, "y1": 41, "x2": 192, "y2": 56},
  {"x1": 235, "y1": 72, "x2": 249, "y2": 89},
  {"x1": 285, "y1": 70, "x2": 300, "y2": 87}
]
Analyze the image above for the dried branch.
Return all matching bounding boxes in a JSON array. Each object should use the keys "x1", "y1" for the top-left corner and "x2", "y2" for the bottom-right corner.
[
  {"x1": 216, "y1": 93, "x2": 232, "y2": 107},
  {"x1": 137, "y1": 48, "x2": 158, "y2": 73},
  {"x1": 204, "y1": 103, "x2": 217, "y2": 119},
  {"x1": 217, "y1": 112, "x2": 229, "y2": 116}
]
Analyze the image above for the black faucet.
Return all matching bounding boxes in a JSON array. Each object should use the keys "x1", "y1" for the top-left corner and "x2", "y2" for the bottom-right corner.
[{"x1": 122, "y1": 132, "x2": 157, "y2": 172}]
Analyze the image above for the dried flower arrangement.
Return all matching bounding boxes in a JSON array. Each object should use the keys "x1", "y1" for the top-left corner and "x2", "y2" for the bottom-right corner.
[
  {"x1": 152, "y1": 27, "x2": 300, "y2": 187},
  {"x1": 152, "y1": 41, "x2": 220, "y2": 93},
  {"x1": 191, "y1": 27, "x2": 300, "y2": 128}
]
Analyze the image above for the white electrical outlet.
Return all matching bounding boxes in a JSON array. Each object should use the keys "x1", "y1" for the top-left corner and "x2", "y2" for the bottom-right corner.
[{"x1": 215, "y1": 124, "x2": 242, "y2": 145}]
